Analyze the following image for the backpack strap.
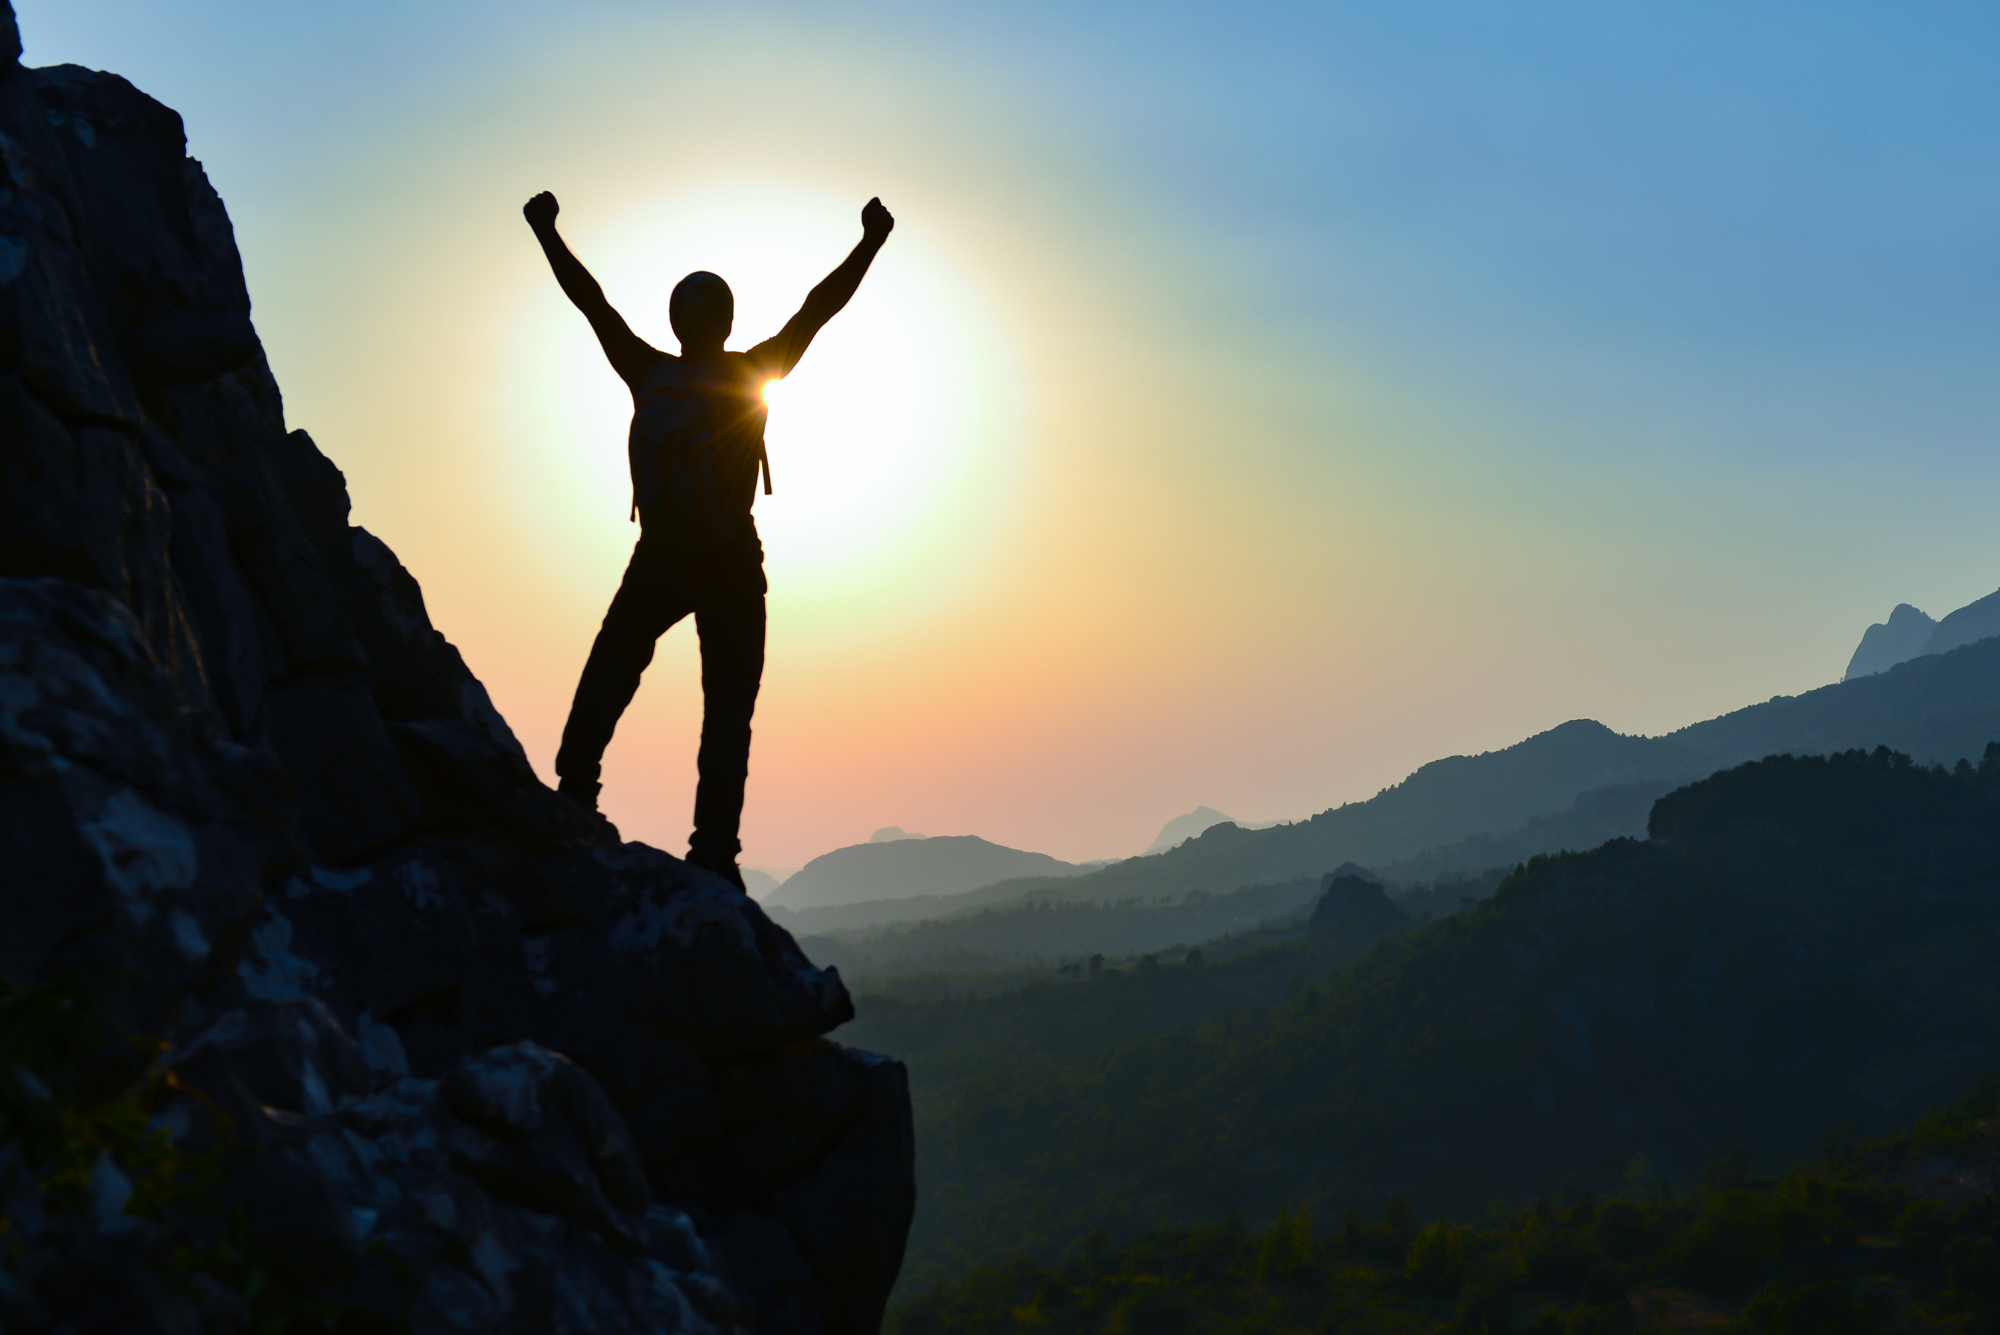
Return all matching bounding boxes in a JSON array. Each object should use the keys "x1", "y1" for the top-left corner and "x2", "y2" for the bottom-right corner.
[
  {"x1": 632, "y1": 381, "x2": 668, "y2": 523},
  {"x1": 626, "y1": 377, "x2": 772, "y2": 511}
]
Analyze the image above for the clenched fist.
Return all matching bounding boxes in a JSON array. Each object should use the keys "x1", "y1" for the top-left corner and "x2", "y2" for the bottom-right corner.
[
  {"x1": 523, "y1": 191, "x2": 559, "y2": 230},
  {"x1": 862, "y1": 197, "x2": 894, "y2": 242}
]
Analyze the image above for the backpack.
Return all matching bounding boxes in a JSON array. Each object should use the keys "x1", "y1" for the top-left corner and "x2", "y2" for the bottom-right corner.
[{"x1": 626, "y1": 359, "x2": 773, "y2": 540}]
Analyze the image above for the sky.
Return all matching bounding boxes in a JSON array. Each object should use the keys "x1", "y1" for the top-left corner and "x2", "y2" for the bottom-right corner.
[{"x1": 25, "y1": 1, "x2": 2000, "y2": 871}]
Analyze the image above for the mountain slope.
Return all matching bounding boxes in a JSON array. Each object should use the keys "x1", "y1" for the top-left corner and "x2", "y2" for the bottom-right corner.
[
  {"x1": 1922, "y1": 585, "x2": 2000, "y2": 657},
  {"x1": 1141, "y1": 806, "x2": 1238, "y2": 856},
  {"x1": 1369, "y1": 778, "x2": 1673, "y2": 887},
  {"x1": 1843, "y1": 602, "x2": 1938, "y2": 679},
  {"x1": 769, "y1": 834, "x2": 1085, "y2": 911},
  {"x1": 1841, "y1": 585, "x2": 2000, "y2": 679},
  {"x1": 779, "y1": 636, "x2": 2000, "y2": 940},
  {"x1": 860, "y1": 747, "x2": 2000, "y2": 1287},
  {"x1": 1013, "y1": 635, "x2": 2000, "y2": 907}
]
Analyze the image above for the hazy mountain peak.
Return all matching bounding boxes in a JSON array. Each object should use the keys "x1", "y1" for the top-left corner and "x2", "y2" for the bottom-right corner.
[
  {"x1": 769, "y1": 834, "x2": 1083, "y2": 911},
  {"x1": 870, "y1": 825, "x2": 928, "y2": 843},
  {"x1": 1920, "y1": 587, "x2": 2000, "y2": 659},
  {"x1": 1842, "y1": 589, "x2": 2000, "y2": 681},
  {"x1": 1844, "y1": 603, "x2": 1938, "y2": 680},
  {"x1": 1142, "y1": 806, "x2": 1239, "y2": 856}
]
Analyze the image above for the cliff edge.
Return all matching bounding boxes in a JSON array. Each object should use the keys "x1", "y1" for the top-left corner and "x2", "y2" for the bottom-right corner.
[{"x1": 0, "y1": 11, "x2": 912, "y2": 1333}]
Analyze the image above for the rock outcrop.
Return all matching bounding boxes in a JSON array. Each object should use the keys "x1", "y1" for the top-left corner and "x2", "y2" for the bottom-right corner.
[
  {"x1": 1843, "y1": 589, "x2": 2000, "y2": 681},
  {"x1": 1842, "y1": 602, "x2": 1939, "y2": 681},
  {"x1": 1920, "y1": 586, "x2": 2000, "y2": 660},
  {"x1": 0, "y1": 14, "x2": 912, "y2": 1333}
]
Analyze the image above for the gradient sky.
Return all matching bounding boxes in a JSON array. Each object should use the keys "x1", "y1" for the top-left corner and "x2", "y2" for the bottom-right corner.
[{"x1": 27, "y1": 1, "x2": 2000, "y2": 870}]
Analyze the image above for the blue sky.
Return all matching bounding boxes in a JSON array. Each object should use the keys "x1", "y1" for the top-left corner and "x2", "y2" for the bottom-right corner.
[{"x1": 26, "y1": 1, "x2": 2000, "y2": 863}]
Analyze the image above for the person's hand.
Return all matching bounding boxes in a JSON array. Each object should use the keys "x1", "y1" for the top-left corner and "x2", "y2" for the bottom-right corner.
[
  {"x1": 523, "y1": 191, "x2": 560, "y2": 230},
  {"x1": 862, "y1": 197, "x2": 894, "y2": 242}
]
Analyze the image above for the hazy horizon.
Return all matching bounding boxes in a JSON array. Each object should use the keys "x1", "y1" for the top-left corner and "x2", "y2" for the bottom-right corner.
[{"x1": 31, "y1": 1, "x2": 2000, "y2": 868}]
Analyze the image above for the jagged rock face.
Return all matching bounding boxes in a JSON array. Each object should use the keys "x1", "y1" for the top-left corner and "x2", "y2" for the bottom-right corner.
[
  {"x1": 1843, "y1": 603, "x2": 1939, "y2": 680},
  {"x1": 0, "y1": 17, "x2": 911, "y2": 1334},
  {"x1": 1842, "y1": 590, "x2": 2000, "y2": 681},
  {"x1": 1922, "y1": 587, "x2": 2000, "y2": 659}
]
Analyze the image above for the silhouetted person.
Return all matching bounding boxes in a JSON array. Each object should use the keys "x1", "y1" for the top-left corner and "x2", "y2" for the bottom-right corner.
[{"x1": 524, "y1": 190, "x2": 894, "y2": 889}]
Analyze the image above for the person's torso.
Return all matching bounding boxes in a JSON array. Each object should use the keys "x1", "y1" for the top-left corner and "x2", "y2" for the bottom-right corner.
[{"x1": 626, "y1": 353, "x2": 768, "y2": 538}]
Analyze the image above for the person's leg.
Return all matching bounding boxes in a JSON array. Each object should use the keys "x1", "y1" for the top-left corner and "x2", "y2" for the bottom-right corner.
[
  {"x1": 554, "y1": 537, "x2": 693, "y2": 807},
  {"x1": 686, "y1": 550, "x2": 767, "y2": 882}
]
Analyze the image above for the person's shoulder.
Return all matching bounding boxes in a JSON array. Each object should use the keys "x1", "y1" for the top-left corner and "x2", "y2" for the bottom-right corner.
[
  {"x1": 729, "y1": 344, "x2": 787, "y2": 384},
  {"x1": 626, "y1": 348, "x2": 679, "y2": 391}
]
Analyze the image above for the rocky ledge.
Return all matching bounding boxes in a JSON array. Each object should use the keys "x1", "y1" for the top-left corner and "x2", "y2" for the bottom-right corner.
[{"x1": 0, "y1": 7, "x2": 912, "y2": 1332}]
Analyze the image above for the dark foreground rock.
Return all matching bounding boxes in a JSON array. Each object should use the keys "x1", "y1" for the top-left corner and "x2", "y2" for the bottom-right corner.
[{"x1": 0, "y1": 13, "x2": 911, "y2": 1332}]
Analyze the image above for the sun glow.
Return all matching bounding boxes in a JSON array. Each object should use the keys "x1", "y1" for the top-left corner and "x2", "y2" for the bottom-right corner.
[{"x1": 494, "y1": 183, "x2": 1017, "y2": 614}]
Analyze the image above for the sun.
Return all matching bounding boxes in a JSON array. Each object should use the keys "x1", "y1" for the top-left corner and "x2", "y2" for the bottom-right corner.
[{"x1": 496, "y1": 182, "x2": 1017, "y2": 610}]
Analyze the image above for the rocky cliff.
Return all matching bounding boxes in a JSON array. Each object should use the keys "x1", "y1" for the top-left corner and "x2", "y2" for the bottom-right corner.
[
  {"x1": 1843, "y1": 588, "x2": 2000, "y2": 681},
  {"x1": 0, "y1": 12, "x2": 912, "y2": 1333},
  {"x1": 1842, "y1": 602, "x2": 1939, "y2": 680}
]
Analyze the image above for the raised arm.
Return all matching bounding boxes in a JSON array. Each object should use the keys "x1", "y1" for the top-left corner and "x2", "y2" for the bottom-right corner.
[
  {"x1": 748, "y1": 197, "x2": 895, "y2": 377},
  {"x1": 523, "y1": 192, "x2": 657, "y2": 388}
]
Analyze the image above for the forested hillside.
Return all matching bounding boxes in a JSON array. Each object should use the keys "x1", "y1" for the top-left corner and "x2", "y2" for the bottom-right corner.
[
  {"x1": 800, "y1": 876, "x2": 1323, "y2": 985},
  {"x1": 846, "y1": 890, "x2": 1407, "y2": 1070},
  {"x1": 781, "y1": 781, "x2": 1657, "y2": 983},
  {"x1": 1369, "y1": 780, "x2": 1673, "y2": 888},
  {"x1": 849, "y1": 747, "x2": 2000, "y2": 1291},
  {"x1": 890, "y1": 1074, "x2": 2000, "y2": 1334}
]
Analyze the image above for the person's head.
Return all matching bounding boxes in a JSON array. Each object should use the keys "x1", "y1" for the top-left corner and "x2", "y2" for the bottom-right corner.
[{"x1": 670, "y1": 271, "x2": 733, "y2": 354}]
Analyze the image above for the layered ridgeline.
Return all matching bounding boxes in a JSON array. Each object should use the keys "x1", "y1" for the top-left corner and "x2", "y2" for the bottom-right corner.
[
  {"x1": 845, "y1": 747, "x2": 2000, "y2": 1291},
  {"x1": 1844, "y1": 586, "x2": 2000, "y2": 680},
  {"x1": 775, "y1": 641, "x2": 2000, "y2": 981},
  {"x1": 1029, "y1": 649, "x2": 2000, "y2": 906},
  {"x1": 1142, "y1": 806, "x2": 1241, "y2": 856},
  {"x1": 890, "y1": 1076, "x2": 2000, "y2": 1335},
  {"x1": 0, "y1": 21, "x2": 909, "y2": 1335},
  {"x1": 763, "y1": 809, "x2": 1251, "y2": 924},
  {"x1": 767, "y1": 835, "x2": 1090, "y2": 912},
  {"x1": 793, "y1": 793, "x2": 1667, "y2": 989}
]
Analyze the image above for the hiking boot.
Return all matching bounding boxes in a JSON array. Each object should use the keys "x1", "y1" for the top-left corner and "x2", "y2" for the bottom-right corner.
[{"x1": 686, "y1": 846, "x2": 747, "y2": 893}]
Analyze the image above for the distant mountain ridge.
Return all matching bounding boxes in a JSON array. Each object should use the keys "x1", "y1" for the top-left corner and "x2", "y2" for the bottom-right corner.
[
  {"x1": 1843, "y1": 586, "x2": 2000, "y2": 680},
  {"x1": 1140, "y1": 806, "x2": 1284, "y2": 856},
  {"x1": 1141, "y1": 807, "x2": 1238, "y2": 856},
  {"x1": 772, "y1": 633, "x2": 2000, "y2": 933},
  {"x1": 861, "y1": 746, "x2": 2000, "y2": 1287},
  {"x1": 1013, "y1": 632, "x2": 2000, "y2": 906},
  {"x1": 767, "y1": 834, "x2": 1086, "y2": 911}
]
